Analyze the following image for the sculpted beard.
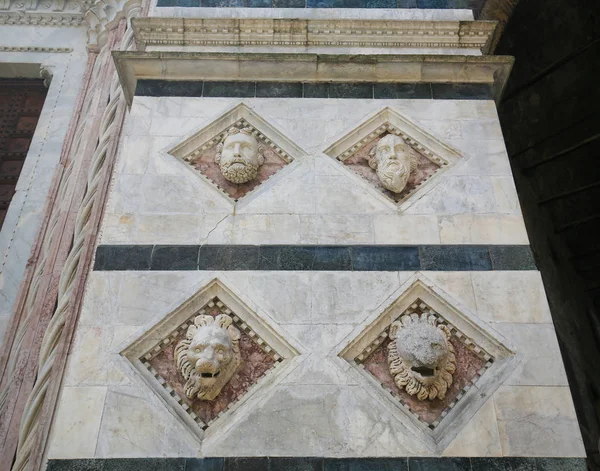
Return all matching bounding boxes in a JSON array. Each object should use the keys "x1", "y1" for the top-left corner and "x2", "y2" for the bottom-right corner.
[
  {"x1": 377, "y1": 158, "x2": 411, "y2": 193},
  {"x1": 220, "y1": 159, "x2": 260, "y2": 184}
]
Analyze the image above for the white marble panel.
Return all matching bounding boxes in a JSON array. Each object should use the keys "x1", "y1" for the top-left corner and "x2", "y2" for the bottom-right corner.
[
  {"x1": 203, "y1": 383, "x2": 430, "y2": 457},
  {"x1": 373, "y1": 215, "x2": 440, "y2": 244},
  {"x1": 494, "y1": 323, "x2": 569, "y2": 386},
  {"x1": 442, "y1": 399, "x2": 502, "y2": 457},
  {"x1": 494, "y1": 386, "x2": 585, "y2": 457},
  {"x1": 95, "y1": 385, "x2": 198, "y2": 458},
  {"x1": 471, "y1": 272, "x2": 553, "y2": 324},
  {"x1": 439, "y1": 215, "x2": 529, "y2": 244},
  {"x1": 47, "y1": 386, "x2": 107, "y2": 459}
]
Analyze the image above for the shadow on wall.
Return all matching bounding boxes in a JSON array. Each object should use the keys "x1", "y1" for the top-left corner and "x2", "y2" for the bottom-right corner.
[{"x1": 494, "y1": 0, "x2": 600, "y2": 468}]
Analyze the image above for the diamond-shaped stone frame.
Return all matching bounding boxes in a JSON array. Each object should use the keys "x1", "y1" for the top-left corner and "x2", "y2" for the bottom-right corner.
[
  {"x1": 323, "y1": 107, "x2": 463, "y2": 210},
  {"x1": 167, "y1": 103, "x2": 307, "y2": 203},
  {"x1": 338, "y1": 275, "x2": 518, "y2": 452},
  {"x1": 121, "y1": 278, "x2": 300, "y2": 442}
]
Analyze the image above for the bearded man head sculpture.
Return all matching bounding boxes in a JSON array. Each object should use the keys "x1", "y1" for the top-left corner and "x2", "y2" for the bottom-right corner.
[
  {"x1": 175, "y1": 314, "x2": 242, "y2": 401},
  {"x1": 368, "y1": 134, "x2": 418, "y2": 194},
  {"x1": 214, "y1": 126, "x2": 265, "y2": 184},
  {"x1": 387, "y1": 313, "x2": 456, "y2": 401}
]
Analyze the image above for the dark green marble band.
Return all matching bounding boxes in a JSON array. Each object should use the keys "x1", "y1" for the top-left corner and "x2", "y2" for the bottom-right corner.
[
  {"x1": 135, "y1": 81, "x2": 494, "y2": 101},
  {"x1": 47, "y1": 457, "x2": 587, "y2": 471},
  {"x1": 93, "y1": 245, "x2": 537, "y2": 271}
]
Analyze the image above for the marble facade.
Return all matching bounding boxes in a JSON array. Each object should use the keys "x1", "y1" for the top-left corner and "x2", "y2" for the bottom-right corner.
[{"x1": 0, "y1": 0, "x2": 588, "y2": 469}]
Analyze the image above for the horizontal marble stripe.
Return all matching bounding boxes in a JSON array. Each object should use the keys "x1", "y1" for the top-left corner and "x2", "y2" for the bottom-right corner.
[
  {"x1": 47, "y1": 457, "x2": 587, "y2": 471},
  {"x1": 135, "y1": 81, "x2": 494, "y2": 100},
  {"x1": 93, "y1": 245, "x2": 537, "y2": 271},
  {"x1": 156, "y1": 0, "x2": 478, "y2": 8}
]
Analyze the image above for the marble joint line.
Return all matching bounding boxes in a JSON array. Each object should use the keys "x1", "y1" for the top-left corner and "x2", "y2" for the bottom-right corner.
[
  {"x1": 46, "y1": 457, "x2": 587, "y2": 471},
  {"x1": 134, "y1": 80, "x2": 494, "y2": 100},
  {"x1": 93, "y1": 245, "x2": 537, "y2": 271}
]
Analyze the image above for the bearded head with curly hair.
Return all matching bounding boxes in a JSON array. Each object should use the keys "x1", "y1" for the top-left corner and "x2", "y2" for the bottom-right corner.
[
  {"x1": 368, "y1": 134, "x2": 418, "y2": 194},
  {"x1": 215, "y1": 126, "x2": 265, "y2": 184}
]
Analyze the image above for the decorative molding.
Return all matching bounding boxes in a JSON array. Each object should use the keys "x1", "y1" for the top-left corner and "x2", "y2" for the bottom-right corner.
[
  {"x1": 323, "y1": 107, "x2": 462, "y2": 211},
  {"x1": 168, "y1": 103, "x2": 305, "y2": 203},
  {"x1": 0, "y1": 10, "x2": 84, "y2": 25},
  {"x1": 0, "y1": 0, "x2": 90, "y2": 25},
  {"x1": 0, "y1": 0, "x2": 143, "y2": 51},
  {"x1": 338, "y1": 275, "x2": 519, "y2": 452},
  {"x1": 86, "y1": 0, "x2": 143, "y2": 51},
  {"x1": 132, "y1": 17, "x2": 497, "y2": 54},
  {"x1": 121, "y1": 278, "x2": 298, "y2": 440},
  {"x1": 0, "y1": 46, "x2": 73, "y2": 52}
]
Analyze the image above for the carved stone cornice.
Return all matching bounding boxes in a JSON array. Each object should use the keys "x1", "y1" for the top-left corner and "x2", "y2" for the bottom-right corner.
[
  {"x1": 0, "y1": 0, "x2": 142, "y2": 52},
  {"x1": 132, "y1": 17, "x2": 498, "y2": 54},
  {"x1": 113, "y1": 51, "x2": 514, "y2": 106},
  {"x1": 0, "y1": 0, "x2": 91, "y2": 26}
]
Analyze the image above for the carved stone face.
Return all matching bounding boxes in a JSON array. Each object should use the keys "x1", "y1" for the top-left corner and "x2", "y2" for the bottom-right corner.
[
  {"x1": 175, "y1": 314, "x2": 242, "y2": 401},
  {"x1": 388, "y1": 314, "x2": 456, "y2": 401},
  {"x1": 369, "y1": 134, "x2": 416, "y2": 194},
  {"x1": 215, "y1": 128, "x2": 265, "y2": 184}
]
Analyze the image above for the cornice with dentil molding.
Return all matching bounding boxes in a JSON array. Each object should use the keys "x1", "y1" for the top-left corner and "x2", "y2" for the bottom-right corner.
[{"x1": 0, "y1": 0, "x2": 141, "y2": 50}]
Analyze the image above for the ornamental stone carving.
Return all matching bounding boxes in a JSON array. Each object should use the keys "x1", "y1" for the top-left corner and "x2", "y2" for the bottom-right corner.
[
  {"x1": 368, "y1": 134, "x2": 418, "y2": 194},
  {"x1": 388, "y1": 313, "x2": 456, "y2": 401},
  {"x1": 169, "y1": 105, "x2": 304, "y2": 202},
  {"x1": 215, "y1": 126, "x2": 265, "y2": 184},
  {"x1": 323, "y1": 108, "x2": 463, "y2": 208},
  {"x1": 175, "y1": 313, "x2": 242, "y2": 401}
]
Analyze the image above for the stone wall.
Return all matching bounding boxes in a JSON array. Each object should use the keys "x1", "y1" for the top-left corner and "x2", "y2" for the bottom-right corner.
[{"x1": 46, "y1": 91, "x2": 583, "y2": 461}]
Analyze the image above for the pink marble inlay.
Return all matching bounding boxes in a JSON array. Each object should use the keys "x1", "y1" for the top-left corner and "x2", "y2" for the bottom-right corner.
[
  {"x1": 149, "y1": 306, "x2": 277, "y2": 426},
  {"x1": 362, "y1": 334, "x2": 486, "y2": 426},
  {"x1": 342, "y1": 132, "x2": 440, "y2": 203},
  {"x1": 188, "y1": 140, "x2": 288, "y2": 201}
]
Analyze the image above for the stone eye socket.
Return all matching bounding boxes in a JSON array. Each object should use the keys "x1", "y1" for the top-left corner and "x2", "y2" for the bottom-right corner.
[
  {"x1": 215, "y1": 347, "x2": 228, "y2": 360},
  {"x1": 193, "y1": 345, "x2": 206, "y2": 353},
  {"x1": 379, "y1": 146, "x2": 390, "y2": 152}
]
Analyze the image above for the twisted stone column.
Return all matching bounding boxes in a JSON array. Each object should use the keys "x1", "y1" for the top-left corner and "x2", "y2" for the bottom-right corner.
[{"x1": 0, "y1": 1, "x2": 145, "y2": 470}]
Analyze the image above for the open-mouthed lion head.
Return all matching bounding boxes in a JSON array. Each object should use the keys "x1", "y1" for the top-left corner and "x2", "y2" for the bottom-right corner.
[
  {"x1": 175, "y1": 313, "x2": 242, "y2": 401},
  {"x1": 387, "y1": 313, "x2": 456, "y2": 401}
]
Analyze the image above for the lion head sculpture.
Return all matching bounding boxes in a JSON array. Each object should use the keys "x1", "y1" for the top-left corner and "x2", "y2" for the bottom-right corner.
[
  {"x1": 214, "y1": 126, "x2": 265, "y2": 184},
  {"x1": 368, "y1": 134, "x2": 418, "y2": 194},
  {"x1": 387, "y1": 313, "x2": 456, "y2": 401},
  {"x1": 175, "y1": 313, "x2": 242, "y2": 401}
]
